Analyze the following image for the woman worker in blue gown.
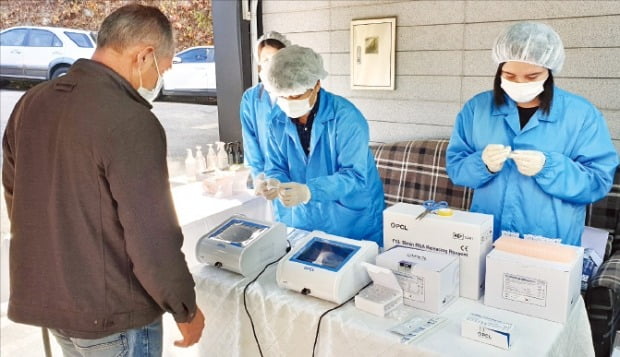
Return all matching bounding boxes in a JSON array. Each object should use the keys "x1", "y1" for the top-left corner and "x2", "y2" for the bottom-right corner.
[
  {"x1": 258, "y1": 45, "x2": 385, "y2": 246},
  {"x1": 446, "y1": 22, "x2": 618, "y2": 246},
  {"x1": 239, "y1": 31, "x2": 290, "y2": 220}
]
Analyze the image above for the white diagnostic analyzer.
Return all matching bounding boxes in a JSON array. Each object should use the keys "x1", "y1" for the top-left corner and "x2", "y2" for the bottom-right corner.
[
  {"x1": 276, "y1": 231, "x2": 379, "y2": 304},
  {"x1": 195, "y1": 215, "x2": 287, "y2": 277}
]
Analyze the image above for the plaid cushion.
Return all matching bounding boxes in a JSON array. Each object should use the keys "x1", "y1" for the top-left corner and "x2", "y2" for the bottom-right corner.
[
  {"x1": 586, "y1": 169, "x2": 620, "y2": 232},
  {"x1": 586, "y1": 250, "x2": 620, "y2": 356},
  {"x1": 371, "y1": 139, "x2": 473, "y2": 210},
  {"x1": 590, "y1": 250, "x2": 620, "y2": 294},
  {"x1": 586, "y1": 169, "x2": 620, "y2": 255}
]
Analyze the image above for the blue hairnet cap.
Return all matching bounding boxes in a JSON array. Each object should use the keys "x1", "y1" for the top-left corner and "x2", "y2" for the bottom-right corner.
[
  {"x1": 255, "y1": 31, "x2": 291, "y2": 60},
  {"x1": 492, "y1": 22, "x2": 565, "y2": 73},
  {"x1": 262, "y1": 45, "x2": 328, "y2": 97}
]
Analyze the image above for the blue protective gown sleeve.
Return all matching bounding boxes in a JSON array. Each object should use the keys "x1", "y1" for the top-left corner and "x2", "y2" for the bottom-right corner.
[
  {"x1": 240, "y1": 87, "x2": 264, "y2": 178},
  {"x1": 264, "y1": 120, "x2": 291, "y2": 183},
  {"x1": 306, "y1": 106, "x2": 370, "y2": 202},
  {"x1": 534, "y1": 105, "x2": 618, "y2": 204},
  {"x1": 446, "y1": 100, "x2": 497, "y2": 189}
]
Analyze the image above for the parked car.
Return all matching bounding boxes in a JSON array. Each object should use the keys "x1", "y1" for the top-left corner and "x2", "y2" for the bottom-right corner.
[
  {"x1": 162, "y1": 46, "x2": 216, "y2": 97},
  {"x1": 0, "y1": 26, "x2": 96, "y2": 81}
]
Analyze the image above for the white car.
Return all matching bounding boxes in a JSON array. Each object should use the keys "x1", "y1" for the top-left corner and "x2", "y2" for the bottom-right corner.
[
  {"x1": 0, "y1": 26, "x2": 96, "y2": 81},
  {"x1": 162, "y1": 46, "x2": 216, "y2": 97}
]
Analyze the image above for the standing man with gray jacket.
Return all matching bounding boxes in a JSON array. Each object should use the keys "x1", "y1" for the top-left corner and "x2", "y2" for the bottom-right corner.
[{"x1": 2, "y1": 4, "x2": 204, "y2": 356}]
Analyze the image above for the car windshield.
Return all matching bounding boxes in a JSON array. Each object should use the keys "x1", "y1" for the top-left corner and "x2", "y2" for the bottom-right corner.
[{"x1": 64, "y1": 31, "x2": 93, "y2": 48}]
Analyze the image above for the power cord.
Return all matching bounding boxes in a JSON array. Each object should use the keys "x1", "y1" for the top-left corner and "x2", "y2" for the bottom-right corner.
[
  {"x1": 243, "y1": 240, "x2": 292, "y2": 357},
  {"x1": 311, "y1": 281, "x2": 372, "y2": 357}
]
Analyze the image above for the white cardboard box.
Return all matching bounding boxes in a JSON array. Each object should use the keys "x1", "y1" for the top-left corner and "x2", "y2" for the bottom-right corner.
[
  {"x1": 461, "y1": 312, "x2": 513, "y2": 350},
  {"x1": 355, "y1": 262, "x2": 403, "y2": 317},
  {"x1": 375, "y1": 246, "x2": 459, "y2": 314},
  {"x1": 383, "y1": 203, "x2": 493, "y2": 300},
  {"x1": 484, "y1": 246, "x2": 583, "y2": 323}
]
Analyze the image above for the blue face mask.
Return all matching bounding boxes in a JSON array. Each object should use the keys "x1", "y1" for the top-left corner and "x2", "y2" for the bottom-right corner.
[{"x1": 137, "y1": 52, "x2": 163, "y2": 103}]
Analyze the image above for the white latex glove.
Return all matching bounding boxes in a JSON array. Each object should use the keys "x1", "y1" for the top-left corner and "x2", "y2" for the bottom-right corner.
[
  {"x1": 481, "y1": 144, "x2": 512, "y2": 173},
  {"x1": 254, "y1": 174, "x2": 279, "y2": 200},
  {"x1": 509, "y1": 150, "x2": 546, "y2": 176},
  {"x1": 253, "y1": 173, "x2": 266, "y2": 196},
  {"x1": 278, "y1": 182, "x2": 311, "y2": 207}
]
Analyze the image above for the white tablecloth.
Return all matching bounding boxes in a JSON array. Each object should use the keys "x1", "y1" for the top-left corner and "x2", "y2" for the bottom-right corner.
[
  {"x1": 179, "y1": 263, "x2": 594, "y2": 357},
  {"x1": 162, "y1": 186, "x2": 594, "y2": 356}
]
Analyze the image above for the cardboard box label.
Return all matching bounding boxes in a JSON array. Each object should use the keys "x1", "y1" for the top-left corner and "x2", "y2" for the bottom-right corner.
[
  {"x1": 395, "y1": 272, "x2": 425, "y2": 302},
  {"x1": 502, "y1": 273, "x2": 547, "y2": 307},
  {"x1": 461, "y1": 313, "x2": 513, "y2": 350}
]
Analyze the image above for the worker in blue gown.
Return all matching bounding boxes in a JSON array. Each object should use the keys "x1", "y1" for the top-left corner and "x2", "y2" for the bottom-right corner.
[
  {"x1": 239, "y1": 31, "x2": 291, "y2": 221},
  {"x1": 257, "y1": 45, "x2": 385, "y2": 246},
  {"x1": 446, "y1": 22, "x2": 618, "y2": 246}
]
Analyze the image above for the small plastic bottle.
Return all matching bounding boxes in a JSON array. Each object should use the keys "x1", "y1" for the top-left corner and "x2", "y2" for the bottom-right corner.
[
  {"x1": 195, "y1": 145, "x2": 207, "y2": 174},
  {"x1": 235, "y1": 141, "x2": 244, "y2": 165},
  {"x1": 184, "y1": 148, "x2": 196, "y2": 181},
  {"x1": 216, "y1": 141, "x2": 229, "y2": 170},
  {"x1": 226, "y1": 142, "x2": 236, "y2": 166},
  {"x1": 206, "y1": 143, "x2": 216, "y2": 171}
]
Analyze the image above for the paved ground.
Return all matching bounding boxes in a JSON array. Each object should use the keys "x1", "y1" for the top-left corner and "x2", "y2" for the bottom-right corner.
[{"x1": 0, "y1": 88, "x2": 220, "y2": 356}]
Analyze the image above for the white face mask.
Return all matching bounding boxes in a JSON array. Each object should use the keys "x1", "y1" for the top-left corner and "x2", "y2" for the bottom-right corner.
[
  {"x1": 500, "y1": 77, "x2": 546, "y2": 103},
  {"x1": 277, "y1": 88, "x2": 316, "y2": 118},
  {"x1": 137, "y1": 53, "x2": 163, "y2": 104},
  {"x1": 277, "y1": 97, "x2": 312, "y2": 118}
]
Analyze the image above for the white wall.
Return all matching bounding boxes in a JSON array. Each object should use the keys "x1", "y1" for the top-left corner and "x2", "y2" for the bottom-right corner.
[{"x1": 261, "y1": 0, "x2": 620, "y2": 149}]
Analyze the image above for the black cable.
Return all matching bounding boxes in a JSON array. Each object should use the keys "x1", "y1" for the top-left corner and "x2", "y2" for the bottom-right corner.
[
  {"x1": 243, "y1": 240, "x2": 291, "y2": 357},
  {"x1": 311, "y1": 281, "x2": 372, "y2": 357}
]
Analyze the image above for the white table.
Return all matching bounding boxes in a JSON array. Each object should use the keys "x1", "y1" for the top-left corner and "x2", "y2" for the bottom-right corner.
[{"x1": 181, "y1": 262, "x2": 594, "y2": 357}]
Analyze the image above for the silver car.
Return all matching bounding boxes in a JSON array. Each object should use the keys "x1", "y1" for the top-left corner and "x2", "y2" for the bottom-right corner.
[{"x1": 0, "y1": 26, "x2": 96, "y2": 81}]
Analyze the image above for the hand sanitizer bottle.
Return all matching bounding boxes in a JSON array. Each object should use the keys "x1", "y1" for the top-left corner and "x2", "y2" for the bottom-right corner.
[
  {"x1": 184, "y1": 148, "x2": 196, "y2": 181},
  {"x1": 195, "y1": 145, "x2": 207, "y2": 174},
  {"x1": 206, "y1": 143, "x2": 216, "y2": 171},
  {"x1": 215, "y1": 141, "x2": 228, "y2": 170}
]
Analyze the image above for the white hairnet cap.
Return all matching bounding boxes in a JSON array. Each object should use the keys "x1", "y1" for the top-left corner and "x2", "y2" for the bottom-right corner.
[
  {"x1": 492, "y1": 22, "x2": 565, "y2": 73},
  {"x1": 255, "y1": 31, "x2": 291, "y2": 60},
  {"x1": 262, "y1": 45, "x2": 328, "y2": 97}
]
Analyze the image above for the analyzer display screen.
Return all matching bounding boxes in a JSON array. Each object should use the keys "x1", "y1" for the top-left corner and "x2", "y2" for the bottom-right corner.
[
  {"x1": 209, "y1": 219, "x2": 269, "y2": 246},
  {"x1": 291, "y1": 237, "x2": 360, "y2": 272}
]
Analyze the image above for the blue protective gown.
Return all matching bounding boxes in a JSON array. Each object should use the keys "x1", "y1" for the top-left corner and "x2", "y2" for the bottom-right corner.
[
  {"x1": 239, "y1": 83, "x2": 288, "y2": 220},
  {"x1": 264, "y1": 89, "x2": 385, "y2": 246},
  {"x1": 446, "y1": 87, "x2": 618, "y2": 246},
  {"x1": 240, "y1": 83, "x2": 278, "y2": 177}
]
